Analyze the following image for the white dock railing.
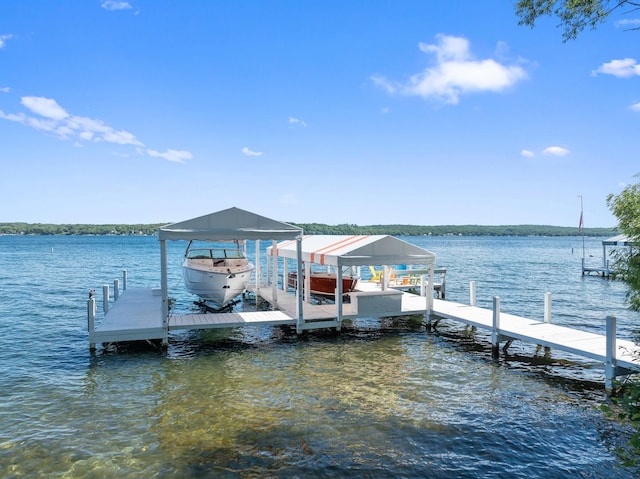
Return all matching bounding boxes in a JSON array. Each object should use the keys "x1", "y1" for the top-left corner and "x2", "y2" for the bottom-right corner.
[{"x1": 87, "y1": 270, "x2": 128, "y2": 350}]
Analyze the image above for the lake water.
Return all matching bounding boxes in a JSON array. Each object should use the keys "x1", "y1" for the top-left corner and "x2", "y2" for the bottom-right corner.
[{"x1": 0, "y1": 234, "x2": 639, "y2": 478}]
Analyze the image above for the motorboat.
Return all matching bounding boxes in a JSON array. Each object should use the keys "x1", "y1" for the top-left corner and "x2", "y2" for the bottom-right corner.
[
  {"x1": 287, "y1": 271, "x2": 358, "y2": 298},
  {"x1": 182, "y1": 240, "x2": 255, "y2": 306}
]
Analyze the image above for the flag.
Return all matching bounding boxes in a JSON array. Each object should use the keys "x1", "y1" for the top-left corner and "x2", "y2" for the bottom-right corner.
[{"x1": 578, "y1": 211, "x2": 583, "y2": 233}]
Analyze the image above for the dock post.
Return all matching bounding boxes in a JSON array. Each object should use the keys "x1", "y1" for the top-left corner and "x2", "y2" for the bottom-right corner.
[
  {"x1": 491, "y1": 296, "x2": 501, "y2": 359},
  {"x1": 103, "y1": 284, "x2": 110, "y2": 314},
  {"x1": 271, "y1": 240, "x2": 278, "y2": 309},
  {"x1": 470, "y1": 281, "x2": 476, "y2": 307},
  {"x1": 283, "y1": 259, "x2": 288, "y2": 292},
  {"x1": 114, "y1": 279, "x2": 120, "y2": 301},
  {"x1": 87, "y1": 297, "x2": 96, "y2": 351},
  {"x1": 295, "y1": 236, "x2": 304, "y2": 334},
  {"x1": 544, "y1": 292, "x2": 552, "y2": 323},
  {"x1": 160, "y1": 240, "x2": 169, "y2": 348},
  {"x1": 123, "y1": 269, "x2": 127, "y2": 291},
  {"x1": 605, "y1": 315, "x2": 617, "y2": 394}
]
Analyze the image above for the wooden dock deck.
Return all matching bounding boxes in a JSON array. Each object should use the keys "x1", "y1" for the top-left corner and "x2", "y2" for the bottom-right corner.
[{"x1": 88, "y1": 281, "x2": 640, "y2": 390}]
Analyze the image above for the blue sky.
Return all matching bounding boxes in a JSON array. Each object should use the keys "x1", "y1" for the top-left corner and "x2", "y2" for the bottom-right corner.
[{"x1": 1, "y1": 1, "x2": 638, "y2": 227}]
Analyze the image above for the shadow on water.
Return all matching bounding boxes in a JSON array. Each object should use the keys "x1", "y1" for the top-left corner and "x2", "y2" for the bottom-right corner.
[{"x1": 427, "y1": 321, "x2": 609, "y2": 396}]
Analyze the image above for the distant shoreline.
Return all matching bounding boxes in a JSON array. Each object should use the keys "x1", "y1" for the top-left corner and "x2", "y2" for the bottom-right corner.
[{"x1": 0, "y1": 222, "x2": 616, "y2": 237}]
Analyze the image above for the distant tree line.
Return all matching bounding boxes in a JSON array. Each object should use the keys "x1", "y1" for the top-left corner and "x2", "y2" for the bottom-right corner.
[
  {"x1": 289, "y1": 222, "x2": 614, "y2": 237},
  {"x1": 0, "y1": 222, "x2": 615, "y2": 237},
  {"x1": 0, "y1": 223, "x2": 167, "y2": 236}
]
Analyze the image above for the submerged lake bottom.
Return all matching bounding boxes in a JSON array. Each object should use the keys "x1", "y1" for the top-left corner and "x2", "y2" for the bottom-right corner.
[
  {"x1": 4, "y1": 318, "x2": 636, "y2": 479},
  {"x1": 1, "y1": 234, "x2": 639, "y2": 478}
]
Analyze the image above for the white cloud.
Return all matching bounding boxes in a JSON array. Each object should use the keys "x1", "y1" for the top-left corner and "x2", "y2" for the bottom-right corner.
[
  {"x1": 615, "y1": 18, "x2": 640, "y2": 28},
  {"x1": 542, "y1": 146, "x2": 570, "y2": 157},
  {"x1": 0, "y1": 34, "x2": 13, "y2": 49},
  {"x1": 242, "y1": 147, "x2": 263, "y2": 157},
  {"x1": 289, "y1": 117, "x2": 307, "y2": 127},
  {"x1": 630, "y1": 102, "x2": 640, "y2": 112},
  {"x1": 592, "y1": 58, "x2": 640, "y2": 78},
  {"x1": 0, "y1": 87, "x2": 11, "y2": 93},
  {"x1": 146, "y1": 148, "x2": 192, "y2": 163},
  {"x1": 520, "y1": 149, "x2": 535, "y2": 158},
  {"x1": 371, "y1": 34, "x2": 527, "y2": 104},
  {"x1": 101, "y1": 1, "x2": 132, "y2": 11},
  {"x1": 22, "y1": 96, "x2": 69, "y2": 120},
  {"x1": 0, "y1": 95, "x2": 192, "y2": 162}
]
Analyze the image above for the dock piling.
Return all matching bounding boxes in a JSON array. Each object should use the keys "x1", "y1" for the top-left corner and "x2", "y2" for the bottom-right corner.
[
  {"x1": 103, "y1": 284, "x2": 110, "y2": 314},
  {"x1": 114, "y1": 279, "x2": 120, "y2": 301},
  {"x1": 123, "y1": 269, "x2": 127, "y2": 290},
  {"x1": 470, "y1": 281, "x2": 477, "y2": 307},
  {"x1": 491, "y1": 296, "x2": 501, "y2": 359},
  {"x1": 544, "y1": 292, "x2": 552, "y2": 323},
  {"x1": 605, "y1": 315, "x2": 617, "y2": 393},
  {"x1": 87, "y1": 297, "x2": 96, "y2": 351}
]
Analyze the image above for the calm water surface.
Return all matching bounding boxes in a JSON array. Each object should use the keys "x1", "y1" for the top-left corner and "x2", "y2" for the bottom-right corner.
[{"x1": 0, "y1": 234, "x2": 638, "y2": 478}]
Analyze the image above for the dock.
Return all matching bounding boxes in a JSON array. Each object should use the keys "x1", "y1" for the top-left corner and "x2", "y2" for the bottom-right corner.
[
  {"x1": 87, "y1": 210, "x2": 640, "y2": 391},
  {"x1": 88, "y1": 287, "x2": 166, "y2": 344},
  {"x1": 581, "y1": 234, "x2": 635, "y2": 277},
  {"x1": 581, "y1": 257, "x2": 611, "y2": 277},
  {"x1": 430, "y1": 296, "x2": 640, "y2": 382},
  {"x1": 88, "y1": 276, "x2": 640, "y2": 392}
]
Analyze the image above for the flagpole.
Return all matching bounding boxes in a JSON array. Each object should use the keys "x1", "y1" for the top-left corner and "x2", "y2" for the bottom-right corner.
[{"x1": 579, "y1": 195, "x2": 585, "y2": 259}]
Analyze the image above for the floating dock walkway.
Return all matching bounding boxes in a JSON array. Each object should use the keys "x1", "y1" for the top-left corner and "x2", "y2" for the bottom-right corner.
[{"x1": 88, "y1": 274, "x2": 640, "y2": 392}]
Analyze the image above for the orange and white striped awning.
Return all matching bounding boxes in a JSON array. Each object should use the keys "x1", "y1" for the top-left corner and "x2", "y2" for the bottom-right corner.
[{"x1": 267, "y1": 235, "x2": 435, "y2": 267}]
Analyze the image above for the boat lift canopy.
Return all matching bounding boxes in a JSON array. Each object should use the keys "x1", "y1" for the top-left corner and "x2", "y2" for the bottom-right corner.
[
  {"x1": 266, "y1": 234, "x2": 436, "y2": 267},
  {"x1": 158, "y1": 206, "x2": 303, "y2": 241},
  {"x1": 267, "y1": 235, "x2": 437, "y2": 327},
  {"x1": 157, "y1": 207, "x2": 305, "y2": 334},
  {"x1": 602, "y1": 234, "x2": 634, "y2": 247}
]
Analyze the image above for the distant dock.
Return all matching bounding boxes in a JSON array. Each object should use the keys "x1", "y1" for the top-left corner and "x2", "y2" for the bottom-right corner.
[
  {"x1": 88, "y1": 272, "x2": 640, "y2": 392},
  {"x1": 581, "y1": 234, "x2": 635, "y2": 277},
  {"x1": 581, "y1": 257, "x2": 611, "y2": 277}
]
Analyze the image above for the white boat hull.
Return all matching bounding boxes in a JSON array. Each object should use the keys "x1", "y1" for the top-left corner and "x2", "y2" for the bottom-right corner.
[{"x1": 182, "y1": 259, "x2": 254, "y2": 306}]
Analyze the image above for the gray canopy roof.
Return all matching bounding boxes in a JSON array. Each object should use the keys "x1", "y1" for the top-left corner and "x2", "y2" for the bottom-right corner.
[
  {"x1": 602, "y1": 234, "x2": 634, "y2": 246},
  {"x1": 157, "y1": 207, "x2": 303, "y2": 241}
]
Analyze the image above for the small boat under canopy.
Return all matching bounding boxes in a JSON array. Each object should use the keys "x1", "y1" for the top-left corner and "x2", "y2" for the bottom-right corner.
[{"x1": 287, "y1": 270, "x2": 358, "y2": 298}]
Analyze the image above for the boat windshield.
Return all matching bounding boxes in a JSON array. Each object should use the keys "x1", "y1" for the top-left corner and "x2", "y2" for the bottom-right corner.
[{"x1": 186, "y1": 247, "x2": 245, "y2": 260}]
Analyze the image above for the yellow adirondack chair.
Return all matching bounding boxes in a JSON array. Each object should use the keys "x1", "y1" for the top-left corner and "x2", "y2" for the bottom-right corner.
[{"x1": 368, "y1": 265, "x2": 383, "y2": 282}]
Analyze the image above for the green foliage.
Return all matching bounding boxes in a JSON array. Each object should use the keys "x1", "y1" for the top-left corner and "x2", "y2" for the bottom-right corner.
[
  {"x1": 606, "y1": 176, "x2": 640, "y2": 468},
  {"x1": 515, "y1": 0, "x2": 638, "y2": 41},
  {"x1": 602, "y1": 383, "x2": 640, "y2": 468},
  {"x1": 607, "y1": 177, "x2": 640, "y2": 311}
]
